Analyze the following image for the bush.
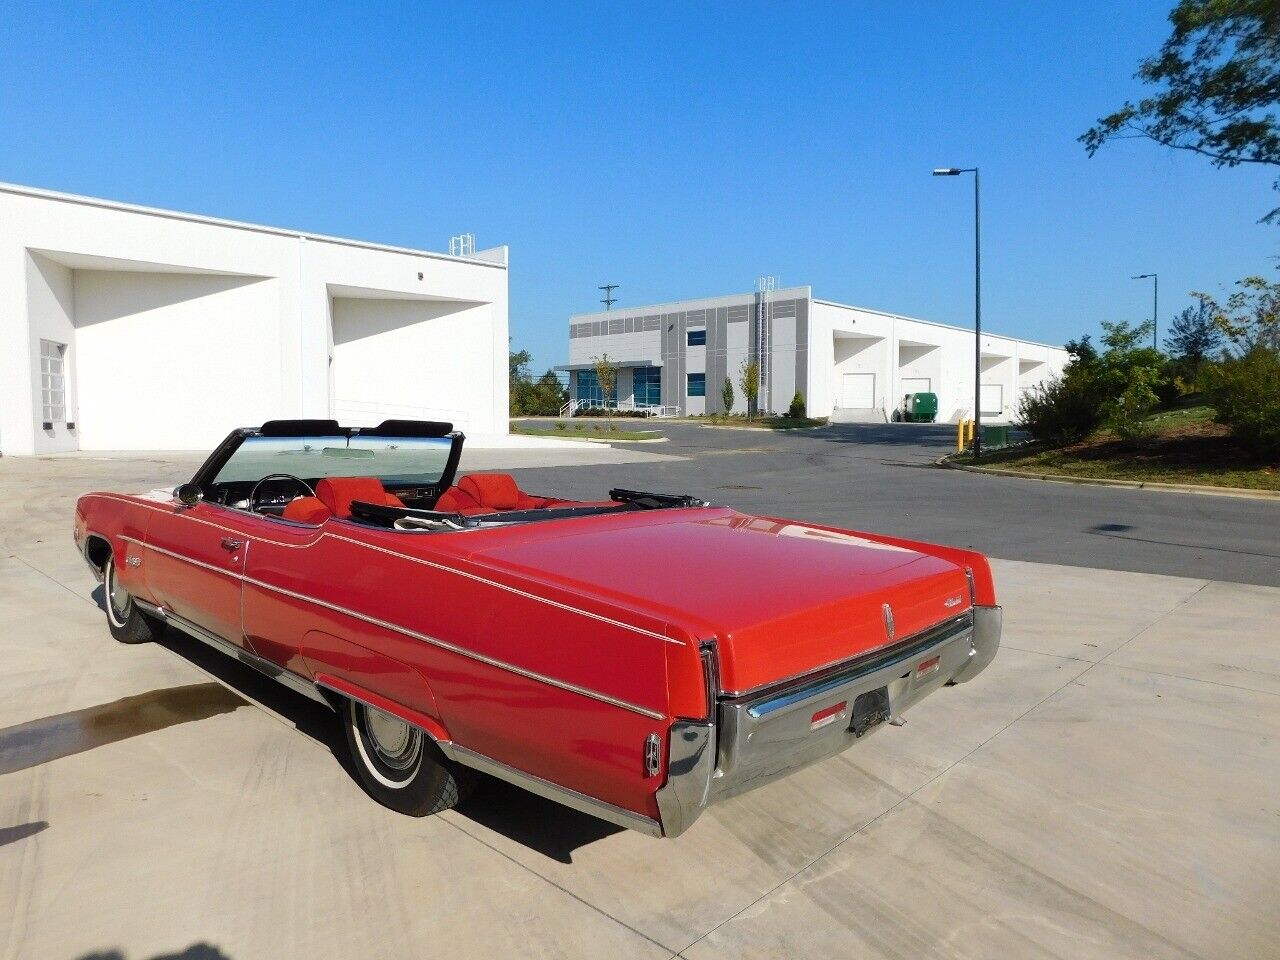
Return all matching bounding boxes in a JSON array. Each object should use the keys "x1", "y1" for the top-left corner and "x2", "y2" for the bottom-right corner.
[
  {"x1": 721, "y1": 377, "x2": 735, "y2": 414},
  {"x1": 787, "y1": 391, "x2": 806, "y2": 418},
  {"x1": 1103, "y1": 366, "x2": 1161, "y2": 440},
  {"x1": 1016, "y1": 370, "x2": 1103, "y2": 443},
  {"x1": 574, "y1": 406, "x2": 648, "y2": 418},
  {"x1": 1203, "y1": 346, "x2": 1280, "y2": 458}
]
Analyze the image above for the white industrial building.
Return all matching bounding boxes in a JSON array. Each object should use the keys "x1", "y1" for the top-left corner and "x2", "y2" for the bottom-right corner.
[
  {"x1": 564, "y1": 286, "x2": 1069, "y2": 423},
  {"x1": 0, "y1": 182, "x2": 511, "y2": 455}
]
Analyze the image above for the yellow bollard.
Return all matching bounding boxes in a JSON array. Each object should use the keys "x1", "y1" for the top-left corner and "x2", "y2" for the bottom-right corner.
[{"x1": 957, "y1": 418, "x2": 965, "y2": 452}]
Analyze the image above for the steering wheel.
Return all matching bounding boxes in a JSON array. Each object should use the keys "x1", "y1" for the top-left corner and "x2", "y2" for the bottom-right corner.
[{"x1": 248, "y1": 473, "x2": 316, "y2": 514}]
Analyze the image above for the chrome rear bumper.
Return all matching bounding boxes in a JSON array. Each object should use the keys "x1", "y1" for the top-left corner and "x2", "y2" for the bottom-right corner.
[{"x1": 655, "y1": 605, "x2": 1001, "y2": 837}]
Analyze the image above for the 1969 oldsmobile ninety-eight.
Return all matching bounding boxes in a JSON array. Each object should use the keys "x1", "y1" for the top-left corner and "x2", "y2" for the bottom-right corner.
[{"x1": 74, "y1": 419, "x2": 1001, "y2": 838}]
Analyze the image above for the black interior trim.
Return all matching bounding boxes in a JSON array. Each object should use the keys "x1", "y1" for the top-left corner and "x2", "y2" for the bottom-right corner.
[
  {"x1": 260, "y1": 419, "x2": 343, "y2": 437},
  {"x1": 365, "y1": 419, "x2": 454, "y2": 438}
]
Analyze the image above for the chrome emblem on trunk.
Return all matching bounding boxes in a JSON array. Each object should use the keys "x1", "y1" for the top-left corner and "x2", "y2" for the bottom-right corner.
[
  {"x1": 882, "y1": 603, "x2": 895, "y2": 641},
  {"x1": 944, "y1": 596, "x2": 962, "y2": 608}
]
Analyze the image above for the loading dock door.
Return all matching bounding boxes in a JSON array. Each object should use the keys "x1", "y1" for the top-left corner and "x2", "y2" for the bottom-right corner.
[
  {"x1": 980, "y1": 383, "x2": 1004, "y2": 416},
  {"x1": 841, "y1": 372, "x2": 876, "y2": 407},
  {"x1": 899, "y1": 377, "x2": 931, "y2": 397}
]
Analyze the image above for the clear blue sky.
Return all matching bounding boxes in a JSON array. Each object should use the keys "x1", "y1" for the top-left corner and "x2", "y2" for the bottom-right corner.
[{"x1": 3, "y1": 2, "x2": 1276, "y2": 372}]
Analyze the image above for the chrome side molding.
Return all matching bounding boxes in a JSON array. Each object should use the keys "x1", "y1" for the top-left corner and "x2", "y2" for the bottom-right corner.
[{"x1": 138, "y1": 599, "x2": 330, "y2": 706}]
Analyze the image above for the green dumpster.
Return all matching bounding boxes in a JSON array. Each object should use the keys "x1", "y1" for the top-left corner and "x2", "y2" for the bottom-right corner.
[{"x1": 907, "y1": 392, "x2": 938, "y2": 423}]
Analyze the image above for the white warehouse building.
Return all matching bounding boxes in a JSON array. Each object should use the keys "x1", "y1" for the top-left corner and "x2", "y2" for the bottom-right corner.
[
  {"x1": 564, "y1": 286, "x2": 1069, "y2": 423},
  {"x1": 0, "y1": 182, "x2": 511, "y2": 456}
]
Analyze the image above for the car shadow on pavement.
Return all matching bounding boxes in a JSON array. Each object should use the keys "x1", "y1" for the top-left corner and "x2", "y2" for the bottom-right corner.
[
  {"x1": 146, "y1": 621, "x2": 625, "y2": 863},
  {"x1": 452, "y1": 775, "x2": 623, "y2": 863},
  {"x1": 76, "y1": 944, "x2": 232, "y2": 960}
]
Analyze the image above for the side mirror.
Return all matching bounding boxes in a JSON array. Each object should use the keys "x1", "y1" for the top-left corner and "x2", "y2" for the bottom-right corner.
[{"x1": 174, "y1": 483, "x2": 202, "y2": 507}]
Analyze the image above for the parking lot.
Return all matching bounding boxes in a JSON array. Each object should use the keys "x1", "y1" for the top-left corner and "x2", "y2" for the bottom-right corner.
[{"x1": 2, "y1": 425, "x2": 1278, "y2": 959}]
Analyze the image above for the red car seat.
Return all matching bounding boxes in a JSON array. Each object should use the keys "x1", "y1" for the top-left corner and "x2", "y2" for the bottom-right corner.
[{"x1": 282, "y1": 477, "x2": 405, "y2": 523}]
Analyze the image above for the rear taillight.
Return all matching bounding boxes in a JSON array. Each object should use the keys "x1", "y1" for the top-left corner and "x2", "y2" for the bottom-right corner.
[{"x1": 700, "y1": 642, "x2": 719, "y2": 721}]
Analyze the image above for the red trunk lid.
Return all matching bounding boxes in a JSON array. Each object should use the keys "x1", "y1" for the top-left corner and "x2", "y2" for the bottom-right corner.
[{"x1": 458, "y1": 508, "x2": 973, "y2": 696}]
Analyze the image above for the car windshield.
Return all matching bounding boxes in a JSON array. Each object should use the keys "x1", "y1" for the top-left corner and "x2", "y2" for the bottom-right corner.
[{"x1": 212, "y1": 434, "x2": 455, "y2": 487}]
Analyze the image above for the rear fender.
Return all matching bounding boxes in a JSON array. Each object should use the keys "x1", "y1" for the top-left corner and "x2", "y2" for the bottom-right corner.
[{"x1": 303, "y1": 630, "x2": 450, "y2": 743}]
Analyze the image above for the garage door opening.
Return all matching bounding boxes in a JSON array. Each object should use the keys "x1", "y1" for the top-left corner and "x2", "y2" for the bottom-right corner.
[
  {"x1": 26, "y1": 250, "x2": 271, "y2": 451},
  {"x1": 329, "y1": 287, "x2": 486, "y2": 430}
]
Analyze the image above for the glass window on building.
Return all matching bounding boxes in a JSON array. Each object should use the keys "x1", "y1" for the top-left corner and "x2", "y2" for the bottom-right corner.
[
  {"x1": 686, "y1": 328, "x2": 706, "y2": 347},
  {"x1": 574, "y1": 369, "x2": 604, "y2": 403},
  {"x1": 633, "y1": 366, "x2": 661, "y2": 407},
  {"x1": 686, "y1": 373, "x2": 706, "y2": 397},
  {"x1": 40, "y1": 340, "x2": 67, "y2": 425}
]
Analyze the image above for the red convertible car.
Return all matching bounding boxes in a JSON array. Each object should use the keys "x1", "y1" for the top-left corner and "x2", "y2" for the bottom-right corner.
[{"x1": 74, "y1": 419, "x2": 1001, "y2": 838}]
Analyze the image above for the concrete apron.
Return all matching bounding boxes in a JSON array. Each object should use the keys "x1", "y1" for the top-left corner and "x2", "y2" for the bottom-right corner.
[{"x1": 2, "y1": 471, "x2": 1278, "y2": 958}]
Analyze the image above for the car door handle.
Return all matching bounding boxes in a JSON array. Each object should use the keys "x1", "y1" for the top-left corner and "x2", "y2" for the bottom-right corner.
[{"x1": 220, "y1": 538, "x2": 243, "y2": 552}]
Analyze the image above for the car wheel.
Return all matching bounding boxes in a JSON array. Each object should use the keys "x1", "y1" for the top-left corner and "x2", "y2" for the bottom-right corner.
[
  {"x1": 342, "y1": 698, "x2": 476, "y2": 816},
  {"x1": 104, "y1": 555, "x2": 159, "y2": 644}
]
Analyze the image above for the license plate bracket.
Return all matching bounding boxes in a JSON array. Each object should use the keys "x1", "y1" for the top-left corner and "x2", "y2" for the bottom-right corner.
[{"x1": 850, "y1": 687, "x2": 891, "y2": 738}]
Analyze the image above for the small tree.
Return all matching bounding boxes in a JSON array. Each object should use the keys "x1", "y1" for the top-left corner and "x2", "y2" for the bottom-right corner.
[
  {"x1": 591, "y1": 354, "x2": 618, "y2": 405},
  {"x1": 509, "y1": 348, "x2": 534, "y2": 416},
  {"x1": 1165, "y1": 302, "x2": 1224, "y2": 365},
  {"x1": 591, "y1": 353, "x2": 618, "y2": 426},
  {"x1": 1194, "y1": 275, "x2": 1280, "y2": 352},
  {"x1": 739, "y1": 358, "x2": 760, "y2": 416},
  {"x1": 788, "y1": 391, "x2": 806, "y2": 418},
  {"x1": 721, "y1": 377, "x2": 735, "y2": 415}
]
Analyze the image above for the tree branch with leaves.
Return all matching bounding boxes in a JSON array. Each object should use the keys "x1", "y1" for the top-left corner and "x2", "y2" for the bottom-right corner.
[{"x1": 1080, "y1": 0, "x2": 1280, "y2": 221}]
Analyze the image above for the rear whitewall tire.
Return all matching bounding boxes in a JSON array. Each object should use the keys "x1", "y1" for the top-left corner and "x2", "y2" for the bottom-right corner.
[
  {"x1": 342, "y1": 698, "x2": 476, "y2": 816},
  {"x1": 103, "y1": 555, "x2": 159, "y2": 644}
]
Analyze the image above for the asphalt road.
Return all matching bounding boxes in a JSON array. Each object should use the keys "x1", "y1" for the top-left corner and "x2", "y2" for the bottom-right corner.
[{"x1": 506, "y1": 421, "x2": 1280, "y2": 587}]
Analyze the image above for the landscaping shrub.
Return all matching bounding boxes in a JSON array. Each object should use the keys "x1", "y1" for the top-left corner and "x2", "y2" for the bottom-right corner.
[
  {"x1": 1016, "y1": 369, "x2": 1103, "y2": 442},
  {"x1": 575, "y1": 407, "x2": 647, "y2": 418},
  {"x1": 1202, "y1": 346, "x2": 1280, "y2": 458},
  {"x1": 787, "y1": 391, "x2": 806, "y2": 418},
  {"x1": 721, "y1": 377, "x2": 734, "y2": 414}
]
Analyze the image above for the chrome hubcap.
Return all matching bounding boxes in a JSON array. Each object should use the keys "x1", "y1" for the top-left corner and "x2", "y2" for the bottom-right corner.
[
  {"x1": 362, "y1": 706, "x2": 421, "y2": 771},
  {"x1": 108, "y1": 562, "x2": 131, "y2": 618}
]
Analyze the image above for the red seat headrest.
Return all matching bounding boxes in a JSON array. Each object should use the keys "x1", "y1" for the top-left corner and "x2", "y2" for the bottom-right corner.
[
  {"x1": 282, "y1": 496, "x2": 331, "y2": 524},
  {"x1": 315, "y1": 477, "x2": 399, "y2": 518},
  {"x1": 457, "y1": 473, "x2": 522, "y2": 510}
]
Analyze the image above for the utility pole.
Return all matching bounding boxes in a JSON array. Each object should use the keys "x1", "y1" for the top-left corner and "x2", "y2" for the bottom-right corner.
[{"x1": 599, "y1": 284, "x2": 618, "y2": 311}]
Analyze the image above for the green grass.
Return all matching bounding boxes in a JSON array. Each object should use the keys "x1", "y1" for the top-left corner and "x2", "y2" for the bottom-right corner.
[
  {"x1": 955, "y1": 403, "x2": 1279, "y2": 491},
  {"x1": 695, "y1": 415, "x2": 829, "y2": 430},
  {"x1": 510, "y1": 421, "x2": 661, "y2": 442}
]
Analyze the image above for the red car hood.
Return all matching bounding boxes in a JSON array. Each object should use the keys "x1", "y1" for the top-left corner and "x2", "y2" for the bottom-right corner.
[{"x1": 457, "y1": 507, "x2": 973, "y2": 695}]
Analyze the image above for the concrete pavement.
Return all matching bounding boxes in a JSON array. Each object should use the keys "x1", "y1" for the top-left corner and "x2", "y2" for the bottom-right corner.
[{"x1": 1, "y1": 443, "x2": 1278, "y2": 959}]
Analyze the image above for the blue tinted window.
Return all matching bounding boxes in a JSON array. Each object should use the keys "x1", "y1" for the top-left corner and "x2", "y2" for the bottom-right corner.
[
  {"x1": 633, "y1": 367, "x2": 661, "y2": 406},
  {"x1": 575, "y1": 369, "x2": 604, "y2": 403},
  {"x1": 686, "y1": 328, "x2": 706, "y2": 347},
  {"x1": 687, "y1": 373, "x2": 706, "y2": 397}
]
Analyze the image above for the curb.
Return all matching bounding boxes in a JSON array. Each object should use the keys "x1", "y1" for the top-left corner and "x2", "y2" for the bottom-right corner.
[
  {"x1": 514, "y1": 433, "x2": 668, "y2": 445},
  {"x1": 689, "y1": 422, "x2": 831, "y2": 432},
  {"x1": 938, "y1": 456, "x2": 1280, "y2": 502}
]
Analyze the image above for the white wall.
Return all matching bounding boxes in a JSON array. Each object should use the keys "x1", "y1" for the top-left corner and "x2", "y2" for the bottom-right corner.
[
  {"x1": 809, "y1": 300, "x2": 1068, "y2": 423},
  {"x1": 0, "y1": 183, "x2": 509, "y2": 454}
]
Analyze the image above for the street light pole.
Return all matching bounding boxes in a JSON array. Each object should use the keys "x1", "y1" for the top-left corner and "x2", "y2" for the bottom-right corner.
[
  {"x1": 934, "y1": 166, "x2": 982, "y2": 459},
  {"x1": 1132, "y1": 273, "x2": 1158, "y2": 349}
]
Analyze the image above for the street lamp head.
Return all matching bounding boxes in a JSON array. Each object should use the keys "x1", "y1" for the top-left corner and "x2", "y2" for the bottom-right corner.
[
  {"x1": 1131, "y1": 273, "x2": 1155, "y2": 280},
  {"x1": 932, "y1": 168, "x2": 963, "y2": 176}
]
